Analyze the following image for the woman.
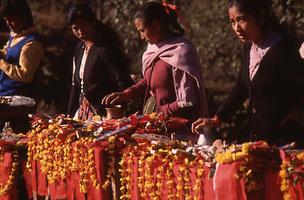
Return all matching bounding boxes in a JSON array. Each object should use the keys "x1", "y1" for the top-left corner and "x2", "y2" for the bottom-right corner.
[
  {"x1": 102, "y1": 2, "x2": 208, "y2": 127},
  {"x1": 66, "y1": 3, "x2": 132, "y2": 120},
  {"x1": 0, "y1": 0, "x2": 44, "y2": 132},
  {"x1": 0, "y1": 0, "x2": 43, "y2": 97},
  {"x1": 192, "y1": 0, "x2": 304, "y2": 147}
]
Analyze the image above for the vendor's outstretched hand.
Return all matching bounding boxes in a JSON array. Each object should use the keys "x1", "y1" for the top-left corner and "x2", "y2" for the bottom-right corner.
[
  {"x1": 101, "y1": 92, "x2": 128, "y2": 105},
  {"x1": 191, "y1": 115, "x2": 220, "y2": 134}
]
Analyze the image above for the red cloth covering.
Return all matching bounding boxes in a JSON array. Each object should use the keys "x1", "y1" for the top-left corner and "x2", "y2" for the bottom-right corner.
[
  {"x1": 289, "y1": 177, "x2": 304, "y2": 200},
  {"x1": 0, "y1": 151, "x2": 17, "y2": 200},
  {"x1": 29, "y1": 142, "x2": 111, "y2": 200},
  {"x1": 127, "y1": 152, "x2": 214, "y2": 200},
  {"x1": 36, "y1": 161, "x2": 48, "y2": 196},
  {"x1": 21, "y1": 161, "x2": 33, "y2": 199},
  {"x1": 49, "y1": 180, "x2": 66, "y2": 199},
  {"x1": 87, "y1": 145, "x2": 110, "y2": 200},
  {"x1": 203, "y1": 167, "x2": 215, "y2": 199},
  {"x1": 265, "y1": 170, "x2": 283, "y2": 200},
  {"x1": 213, "y1": 162, "x2": 247, "y2": 200}
]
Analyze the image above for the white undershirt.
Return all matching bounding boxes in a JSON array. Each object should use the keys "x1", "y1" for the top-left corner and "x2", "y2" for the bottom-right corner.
[
  {"x1": 79, "y1": 48, "x2": 89, "y2": 93},
  {"x1": 72, "y1": 47, "x2": 90, "y2": 119}
]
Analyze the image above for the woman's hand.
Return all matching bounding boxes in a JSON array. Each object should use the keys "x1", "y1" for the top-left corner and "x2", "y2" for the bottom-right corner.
[
  {"x1": 101, "y1": 92, "x2": 129, "y2": 105},
  {"x1": 300, "y1": 42, "x2": 304, "y2": 59},
  {"x1": 191, "y1": 115, "x2": 221, "y2": 134}
]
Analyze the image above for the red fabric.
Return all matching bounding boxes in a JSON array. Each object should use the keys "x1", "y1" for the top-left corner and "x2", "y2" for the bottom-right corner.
[
  {"x1": 30, "y1": 160, "x2": 37, "y2": 194},
  {"x1": 66, "y1": 174, "x2": 75, "y2": 200},
  {"x1": 0, "y1": 152, "x2": 17, "y2": 200},
  {"x1": 21, "y1": 161, "x2": 33, "y2": 199},
  {"x1": 203, "y1": 167, "x2": 215, "y2": 199},
  {"x1": 265, "y1": 170, "x2": 283, "y2": 200},
  {"x1": 36, "y1": 161, "x2": 48, "y2": 196},
  {"x1": 87, "y1": 145, "x2": 110, "y2": 200},
  {"x1": 213, "y1": 162, "x2": 247, "y2": 200},
  {"x1": 49, "y1": 180, "x2": 67, "y2": 200},
  {"x1": 130, "y1": 156, "x2": 139, "y2": 200},
  {"x1": 289, "y1": 177, "x2": 304, "y2": 200}
]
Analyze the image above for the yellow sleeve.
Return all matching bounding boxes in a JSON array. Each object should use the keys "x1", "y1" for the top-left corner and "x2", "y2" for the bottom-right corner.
[{"x1": 0, "y1": 40, "x2": 44, "y2": 83}]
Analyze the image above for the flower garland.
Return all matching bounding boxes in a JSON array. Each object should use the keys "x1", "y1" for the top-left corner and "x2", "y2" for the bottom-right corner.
[
  {"x1": 0, "y1": 150, "x2": 18, "y2": 196},
  {"x1": 137, "y1": 146, "x2": 149, "y2": 198},
  {"x1": 156, "y1": 154, "x2": 163, "y2": 198},
  {"x1": 194, "y1": 158, "x2": 204, "y2": 200},
  {"x1": 280, "y1": 159, "x2": 291, "y2": 200},
  {"x1": 102, "y1": 136, "x2": 116, "y2": 190},
  {"x1": 280, "y1": 151, "x2": 304, "y2": 200},
  {"x1": 215, "y1": 142, "x2": 251, "y2": 164},
  {"x1": 166, "y1": 154, "x2": 175, "y2": 200},
  {"x1": 72, "y1": 137, "x2": 100, "y2": 193},
  {"x1": 119, "y1": 146, "x2": 134, "y2": 200},
  {"x1": 119, "y1": 143, "x2": 207, "y2": 200},
  {"x1": 144, "y1": 151, "x2": 157, "y2": 199},
  {"x1": 26, "y1": 118, "x2": 102, "y2": 193},
  {"x1": 215, "y1": 142, "x2": 255, "y2": 192},
  {"x1": 183, "y1": 157, "x2": 191, "y2": 200}
]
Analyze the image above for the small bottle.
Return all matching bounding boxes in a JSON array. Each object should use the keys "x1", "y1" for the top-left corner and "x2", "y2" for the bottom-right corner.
[{"x1": 3, "y1": 122, "x2": 13, "y2": 136}]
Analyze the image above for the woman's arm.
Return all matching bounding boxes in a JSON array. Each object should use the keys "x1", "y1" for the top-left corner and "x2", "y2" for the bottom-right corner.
[
  {"x1": 216, "y1": 68, "x2": 248, "y2": 121},
  {"x1": 158, "y1": 69, "x2": 199, "y2": 116},
  {"x1": 0, "y1": 40, "x2": 44, "y2": 83}
]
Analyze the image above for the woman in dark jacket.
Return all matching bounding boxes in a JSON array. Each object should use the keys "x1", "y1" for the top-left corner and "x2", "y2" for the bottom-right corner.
[
  {"x1": 66, "y1": 3, "x2": 132, "y2": 120},
  {"x1": 192, "y1": 0, "x2": 304, "y2": 147}
]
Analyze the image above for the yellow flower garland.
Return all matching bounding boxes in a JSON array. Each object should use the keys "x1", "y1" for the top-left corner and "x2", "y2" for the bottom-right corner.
[
  {"x1": 26, "y1": 118, "x2": 102, "y2": 193},
  {"x1": 102, "y1": 136, "x2": 116, "y2": 190},
  {"x1": 119, "y1": 147, "x2": 133, "y2": 200},
  {"x1": 119, "y1": 143, "x2": 208, "y2": 200},
  {"x1": 215, "y1": 143, "x2": 251, "y2": 164},
  {"x1": 0, "y1": 150, "x2": 18, "y2": 196},
  {"x1": 280, "y1": 151, "x2": 304, "y2": 200},
  {"x1": 215, "y1": 142, "x2": 257, "y2": 192},
  {"x1": 194, "y1": 158, "x2": 204, "y2": 200}
]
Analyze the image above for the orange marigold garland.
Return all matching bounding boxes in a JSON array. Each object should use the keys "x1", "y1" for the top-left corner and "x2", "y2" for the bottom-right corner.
[
  {"x1": 137, "y1": 146, "x2": 148, "y2": 198},
  {"x1": 102, "y1": 136, "x2": 116, "y2": 190},
  {"x1": 194, "y1": 158, "x2": 204, "y2": 200},
  {"x1": 26, "y1": 116, "x2": 102, "y2": 193},
  {"x1": 166, "y1": 152, "x2": 175, "y2": 200},
  {"x1": 119, "y1": 147, "x2": 131, "y2": 200},
  {"x1": 0, "y1": 150, "x2": 18, "y2": 196},
  {"x1": 280, "y1": 151, "x2": 304, "y2": 200},
  {"x1": 215, "y1": 141, "x2": 271, "y2": 193}
]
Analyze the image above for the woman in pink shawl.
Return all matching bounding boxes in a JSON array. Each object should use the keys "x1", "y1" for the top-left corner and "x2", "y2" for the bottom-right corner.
[{"x1": 102, "y1": 2, "x2": 208, "y2": 127}]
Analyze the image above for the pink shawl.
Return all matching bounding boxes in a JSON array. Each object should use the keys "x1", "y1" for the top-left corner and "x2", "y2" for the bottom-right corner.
[{"x1": 142, "y1": 36, "x2": 208, "y2": 117}]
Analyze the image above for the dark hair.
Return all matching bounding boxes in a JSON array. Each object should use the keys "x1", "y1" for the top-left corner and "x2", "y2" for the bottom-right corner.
[
  {"x1": 227, "y1": 0, "x2": 290, "y2": 37},
  {"x1": 134, "y1": 1, "x2": 184, "y2": 36},
  {"x1": 66, "y1": 3, "x2": 97, "y2": 25},
  {"x1": 0, "y1": 0, "x2": 33, "y2": 27}
]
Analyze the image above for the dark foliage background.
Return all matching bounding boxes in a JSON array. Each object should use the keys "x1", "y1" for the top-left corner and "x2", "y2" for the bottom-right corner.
[{"x1": 0, "y1": 0, "x2": 303, "y2": 140}]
